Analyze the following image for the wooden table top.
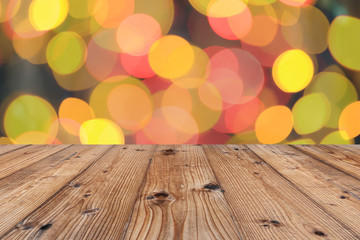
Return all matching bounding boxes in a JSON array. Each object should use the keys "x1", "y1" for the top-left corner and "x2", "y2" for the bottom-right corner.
[{"x1": 0, "y1": 145, "x2": 359, "y2": 239}]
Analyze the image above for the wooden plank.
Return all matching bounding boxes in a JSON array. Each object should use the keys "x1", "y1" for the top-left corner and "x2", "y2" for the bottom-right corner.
[
  {"x1": 124, "y1": 145, "x2": 240, "y2": 240},
  {"x1": 317, "y1": 145, "x2": 360, "y2": 164},
  {"x1": 203, "y1": 145, "x2": 359, "y2": 240},
  {"x1": 248, "y1": 144, "x2": 360, "y2": 236},
  {"x1": 0, "y1": 145, "x2": 70, "y2": 179},
  {"x1": 0, "y1": 145, "x2": 112, "y2": 237},
  {"x1": 0, "y1": 145, "x2": 28, "y2": 156},
  {"x1": 2, "y1": 145, "x2": 156, "y2": 240},
  {"x1": 293, "y1": 145, "x2": 360, "y2": 179},
  {"x1": 331, "y1": 144, "x2": 360, "y2": 154}
]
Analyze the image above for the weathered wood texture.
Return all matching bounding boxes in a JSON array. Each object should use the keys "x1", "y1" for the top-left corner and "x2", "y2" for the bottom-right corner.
[
  {"x1": 0, "y1": 145, "x2": 359, "y2": 240},
  {"x1": 124, "y1": 145, "x2": 240, "y2": 240}
]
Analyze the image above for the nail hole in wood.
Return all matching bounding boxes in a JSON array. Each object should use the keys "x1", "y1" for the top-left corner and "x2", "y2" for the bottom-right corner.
[
  {"x1": 314, "y1": 230, "x2": 326, "y2": 236},
  {"x1": 261, "y1": 224, "x2": 270, "y2": 227},
  {"x1": 136, "y1": 149, "x2": 145, "y2": 151},
  {"x1": 40, "y1": 224, "x2": 52, "y2": 231},
  {"x1": 75, "y1": 156, "x2": 81, "y2": 158},
  {"x1": 103, "y1": 170, "x2": 108, "y2": 173},
  {"x1": 340, "y1": 195, "x2": 347, "y2": 199},
  {"x1": 234, "y1": 147, "x2": 239, "y2": 150},
  {"x1": 74, "y1": 183, "x2": 81, "y2": 188}
]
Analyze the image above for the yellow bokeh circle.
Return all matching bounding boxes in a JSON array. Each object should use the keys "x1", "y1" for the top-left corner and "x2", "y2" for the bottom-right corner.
[
  {"x1": 79, "y1": 119, "x2": 125, "y2": 144},
  {"x1": 273, "y1": 49, "x2": 314, "y2": 93},
  {"x1": 29, "y1": 0, "x2": 69, "y2": 31},
  {"x1": 149, "y1": 35, "x2": 195, "y2": 79}
]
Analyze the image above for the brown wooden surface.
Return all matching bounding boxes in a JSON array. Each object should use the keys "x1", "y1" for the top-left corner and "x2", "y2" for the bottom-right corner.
[{"x1": 0, "y1": 145, "x2": 359, "y2": 239}]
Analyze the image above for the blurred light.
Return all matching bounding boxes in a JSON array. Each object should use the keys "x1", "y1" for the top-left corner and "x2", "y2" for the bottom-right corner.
[
  {"x1": 339, "y1": 101, "x2": 360, "y2": 140},
  {"x1": 321, "y1": 131, "x2": 352, "y2": 144},
  {"x1": 273, "y1": 49, "x2": 314, "y2": 92},
  {"x1": 292, "y1": 93, "x2": 331, "y2": 135},
  {"x1": 282, "y1": 6, "x2": 329, "y2": 54},
  {"x1": 4, "y1": 95, "x2": 58, "y2": 144},
  {"x1": 92, "y1": 0, "x2": 134, "y2": 28},
  {"x1": 46, "y1": 31, "x2": 86, "y2": 74},
  {"x1": 328, "y1": 16, "x2": 360, "y2": 71},
  {"x1": 116, "y1": 14, "x2": 161, "y2": 56},
  {"x1": 304, "y1": 72, "x2": 358, "y2": 128},
  {"x1": 255, "y1": 105, "x2": 293, "y2": 144},
  {"x1": 59, "y1": 98, "x2": 95, "y2": 135},
  {"x1": 149, "y1": 35, "x2": 195, "y2": 79},
  {"x1": 79, "y1": 118, "x2": 124, "y2": 144},
  {"x1": 107, "y1": 83, "x2": 153, "y2": 131},
  {"x1": 29, "y1": 0, "x2": 68, "y2": 31}
]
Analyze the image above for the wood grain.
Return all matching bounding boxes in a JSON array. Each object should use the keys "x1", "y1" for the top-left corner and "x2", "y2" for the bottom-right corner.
[
  {"x1": 248, "y1": 144, "x2": 360, "y2": 236},
  {"x1": 203, "y1": 145, "x2": 359, "y2": 240},
  {"x1": 0, "y1": 145, "x2": 112, "y2": 237},
  {"x1": 124, "y1": 145, "x2": 240, "y2": 240},
  {"x1": 293, "y1": 145, "x2": 360, "y2": 179},
  {"x1": 0, "y1": 145, "x2": 359, "y2": 240},
  {"x1": 0, "y1": 145, "x2": 70, "y2": 179},
  {"x1": 0, "y1": 145, "x2": 28, "y2": 156},
  {"x1": 2, "y1": 145, "x2": 156, "y2": 240}
]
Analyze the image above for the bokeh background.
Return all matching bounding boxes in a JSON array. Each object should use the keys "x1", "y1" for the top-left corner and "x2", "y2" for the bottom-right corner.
[{"x1": 0, "y1": 0, "x2": 359, "y2": 144}]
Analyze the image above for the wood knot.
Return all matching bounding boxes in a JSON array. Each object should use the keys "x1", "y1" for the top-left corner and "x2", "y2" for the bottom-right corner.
[
  {"x1": 148, "y1": 191, "x2": 173, "y2": 205},
  {"x1": 103, "y1": 170, "x2": 108, "y2": 173},
  {"x1": 123, "y1": 147, "x2": 127, "y2": 149},
  {"x1": 40, "y1": 224, "x2": 52, "y2": 231},
  {"x1": 258, "y1": 219, "x2": 281, "y2": 227},
  {"x1": 203, "y1": 183, "x2": 222, "y2": 191},
  {"x1": 163, "y1": 149, "x2": 176, "y2": 155},
  {"x1": 154, "y1": 192, "x2": 169, "y2": 200},
  {"x1": 146, "y1": 195, "x2": 155, "y2": 200},
  {"x1": 84, "y1": 191, "x2": 92, "y2": 198},
  {"x1": 21, "y1": 223, "x2": 34, "y2": 230},
  {"x1": 83, "y1": 208, "x2": 100, "y2": 215},
  {"x1": 270, "y1": 220, "x2": 281, "y2": 226},
  {"x1": 314, "y1": 230, "x2": 326, "y2": 237}
]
